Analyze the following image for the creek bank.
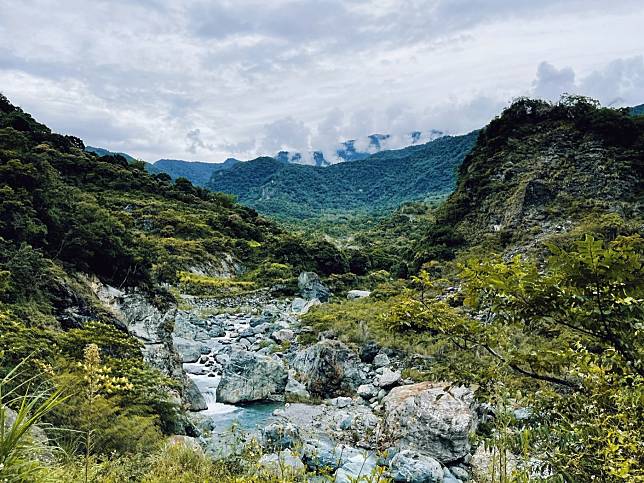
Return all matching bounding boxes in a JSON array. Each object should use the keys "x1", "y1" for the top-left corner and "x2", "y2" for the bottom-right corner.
[{"x1": 167, "y1": 274, "x2": 480, "y2": 481}]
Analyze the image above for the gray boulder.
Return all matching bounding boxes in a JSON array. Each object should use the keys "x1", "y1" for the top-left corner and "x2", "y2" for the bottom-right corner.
[
  {"x1": 298, "y1": 272, "x2": 331, "y2": 302},
  {"x1": 184, "y1": 378, "x2": 208, "y2": 411},
  {"x1": 291, "y1": 340, "x2": 365, "y2": 398},
  {"x1": 357, "y1": 383, "x2": 379, "y2": 399},
  {"x1": 285, "y1": 371, "x2": 310, "y2": 399},
  {"x1": 262, "y1": 422, "x2": 300, "y2": 450},
  {"x1": 173, "y1": 337, "x2": 209, "y2": 363},
  {"x1": 383, "y1": 382, "x2": 477, "y2": 463},
  {"x1": 347, "y1": 290, "x2": 371, "y2": 300},
  {"x1": 216, "y1": 350, "x2": 288, "y2": 404},
  {"x1": 271, "y1": 328, "x2": 295, "y2": 343},
  {"x1": 376, "y1": 368, "x2": 402, "y2": 388},
  {"x1": 335, "y1": 452, "x2": 378, "y2": 483},
  {"x1": 258, "y1": 449, "x2": 305, "y2": 478},
  {"x1": 373, "y1": 353, "x2": 391, "y2": 368},
  {"x1": 389, "y1": 450, "x2": 443, "y2": 482}
]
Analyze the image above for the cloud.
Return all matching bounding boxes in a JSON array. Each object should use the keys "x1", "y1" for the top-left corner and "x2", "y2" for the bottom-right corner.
[
  {"x1": 0, "y1": 1, "x2": 643, "y2": 162},
  {"x1": 532, "y1": 62, "x2": 576, "y2": 101},
  {"x1": 530, "y1": 56, "x2": 644, "y2": 107}
]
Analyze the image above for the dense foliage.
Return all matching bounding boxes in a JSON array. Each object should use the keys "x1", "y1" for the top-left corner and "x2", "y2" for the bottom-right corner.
[
  {"x1": 207, "y1": 132, "x2": 478, "y2": 219},
  {"x1": 415, "y1": 96, "x2": 644, "y2": 264}
]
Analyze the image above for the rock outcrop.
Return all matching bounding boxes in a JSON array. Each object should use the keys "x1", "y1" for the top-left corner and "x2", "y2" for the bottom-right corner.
[
  {"x1": 383, "y1": 382, "x2": 477, "y2": 463},
  {"x1": 298, "y1": 272, "x2": 331, "y2": 302}
]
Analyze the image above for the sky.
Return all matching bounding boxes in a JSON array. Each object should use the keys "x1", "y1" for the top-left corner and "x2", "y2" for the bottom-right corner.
[{"x1": 1, "y1": 0, "x2": 643, "y2": 163}]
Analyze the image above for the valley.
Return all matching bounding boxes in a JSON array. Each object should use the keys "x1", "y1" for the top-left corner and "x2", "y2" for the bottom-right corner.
[{"x1": 0, "y1": 93, "x2": 643, "y2": 482}]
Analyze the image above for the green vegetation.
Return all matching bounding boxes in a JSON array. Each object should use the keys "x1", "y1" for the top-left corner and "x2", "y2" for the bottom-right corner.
[{"x1": 207, "y1": 132, "x2": 477, "y2": 220}]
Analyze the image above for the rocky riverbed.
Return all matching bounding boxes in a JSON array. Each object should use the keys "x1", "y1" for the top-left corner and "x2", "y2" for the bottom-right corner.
[{"x1": 150, "y1": 273, "x2": 481, "y2": 482}]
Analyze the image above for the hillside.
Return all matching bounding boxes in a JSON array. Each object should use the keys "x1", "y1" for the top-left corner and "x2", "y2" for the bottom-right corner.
[
  {"x1": 0, "y1": 93, "x2": 358, "y2": 446},
  {"x1": 415, "y1": 97, "x2": 644, "y2": 262},
  {"x1": 208, "y1": 131, "x2": 478, "y2": 219}
]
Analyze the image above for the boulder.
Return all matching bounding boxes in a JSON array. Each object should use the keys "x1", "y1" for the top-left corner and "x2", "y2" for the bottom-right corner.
[
  {"x1": 271, "y1": 328, "x2": 295, "y2": 343},
  {"x1": 216, "y1": 350, "x2": 288, "y2": 404},
  {"x1": 302, "y1": 437, "x2": 361, "y2": 471},
  {"x1": 360, "y1": 341, "x2": 381, "y2": 363},
  {"x1": 285, "y1": 371, "x2": 310, "y2": 399},
  {"x1": 389, "y1": 450, "x2": 443, "y2": 483},
  {"x1": 376, "y1": 368, "x2": 402, "y2": 388},
  {"x1": 347, "y1": 290, "x2": 371, "y2": 300},
  {"x1": 335, "y1": 452, "x2": 378, "y2": 483},
  {"x1": 383, "y1": 382, "x2": 477, "y2": 463},
  {"x1": 184, "y1": 378, "x2": 208, "y2": 411},
  {"x1": 298, "y1": 272, "x2": 331, "y2": 302},
  {"x1": 173, "y1": 337, "x2": 208, "y2": 363},
  {"x1": 357, "y1": 383, "x2": 379, "y2": 399},
  {"x1": 258, "y1": 449, "x2": 306, "y2": 478},
  {"x1": 373, "y1": 353, "x2": 391, "y2": 368},
  {"x1": 291, "y1": 297, "x2": 321, "y2": 314},
  {"x1": 291, "y1": 340, "x2": 365, "y2": 398},
  {"x1": 262, "y1": 422, "x2": 300, "y2": 450}
]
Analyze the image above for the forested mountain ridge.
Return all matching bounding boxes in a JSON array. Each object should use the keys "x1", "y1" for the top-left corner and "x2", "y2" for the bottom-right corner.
[
  {"x1": 415, "y1": 96, "x2": 644, "y2": 263},
  {"x1": 207, "y1": 131, "x2": 478, "y2": 219}
]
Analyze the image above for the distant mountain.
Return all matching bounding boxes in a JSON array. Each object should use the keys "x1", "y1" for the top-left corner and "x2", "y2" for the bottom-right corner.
[
  {"x1": 151, "y1": 157, "x2": 238, "y2": 185},
  {"x1": 85, "y1": 145, "x2": 137, "y2": 163},
  {"x1": 138, "y1": 129, "x2": 446, "y2": 186},
  {"x1": 207, "y1": 132, "x2": 478, "y2": 219},
  {"x1": 630, "y1": 104, "x2": 644, "y2": 117}
]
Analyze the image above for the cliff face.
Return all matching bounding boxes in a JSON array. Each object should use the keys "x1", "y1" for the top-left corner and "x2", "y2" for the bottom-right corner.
[{"x1": 418, "y1": 98, "x2": 644, "y2": 260}]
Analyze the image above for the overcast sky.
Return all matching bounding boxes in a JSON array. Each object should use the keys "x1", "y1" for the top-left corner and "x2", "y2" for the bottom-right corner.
[{"x1": 1, "y1": 1, "x2": 643, "y2": 163}]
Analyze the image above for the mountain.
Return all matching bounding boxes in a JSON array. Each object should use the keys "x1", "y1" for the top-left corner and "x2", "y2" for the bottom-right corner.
[
  {"x1": 415, "y1": 98, "x2": 644, "y2": 263},
  {"x1": 85, "y1": 145, "x2": 137, "y2": 163},
  {"x1": 207, "y1": 132, "x2": 478, "y2": 219},
  {"x1": 151, "y1": 157, "x2": 239, "y2": 185},
  {"x1": 630, "y1": 103, "x2": 644, "y2": 117},
  {"x1": 139, "y1": 130, "x2": 445, "y2": 187}
]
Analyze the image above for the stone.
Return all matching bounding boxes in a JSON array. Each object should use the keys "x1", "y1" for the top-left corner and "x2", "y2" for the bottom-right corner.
[
  {"x1": 331, "y1": 396, "x2": 353, "y2": 409},
  {"x1": 302, "y1": 437, "x2": 361, "y2": 471},
  {"x1": 271, "y1": 328, "x2": 295, "y2": 343},
  {"x1": 449, "y1": 465, "x2": 470, "y2": 480},
  {"x1": 216, "y1": 350, "x2": 288, "y2": 404},
  {"x1": 357, "y1": 384, "x2": 379, "y2": 399},
  {"x1": 215, "y1": 353, "x2": 230, "y2": 365},
  {"x1": 470, "y1": 444, "x2": 517, "y2": 483},
  {"x1": 184, "y1": 378, "x2": 207, "y2": 411},
  {"x1": 389, "y1": 450, "x2": 443, "y2": 482},
  {"x1": 285, "y1": 372, "x2": 310, "y2": 399},
  {"x1": 383, "y1": 382, "x2": 477, "y2": 463},
  {"x1": 373, "y1": 353, "x2": 391, "y2": 368},
  {"x1": 347, "y1": 290, "x2": 371, "y2": 300},
  {"x1": 291, "y1": 340, "x2": 365, "y2": 398},
  {"x1": 376, "y1": 368, "x2": 402, "y2": 388},
  {"x1": 258, "y1": 449, "x2": 306, "y2": 478},
  {"x1": 183, "y1": 363, "x2": 208, "y2": 375},
  {"x1": 173, "y1": 337, "x2": 208, "y2": 363},
  {"x1": 291, "y1": 297, "x2": 321, "y2": 315},
  {"x1": 262, "y1": 422, "x2": 300, "y2": 450},
  {"x1": 335, "y1": 452, "x2": 378, "y2": 483},
  {"x1": 298, "y1": 272, "x2": 332, "y2": 302},
  {"x1": 360, "y1": 341, "x2": 381, "y2": 363}
]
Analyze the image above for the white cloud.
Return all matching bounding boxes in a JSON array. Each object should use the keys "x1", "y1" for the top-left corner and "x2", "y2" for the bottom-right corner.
[{"x1": 0, "y1": 0, "x2": 643, "y2": 162}]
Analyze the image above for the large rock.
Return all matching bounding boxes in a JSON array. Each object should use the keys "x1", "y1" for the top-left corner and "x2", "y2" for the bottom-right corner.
[
  {"x1": 290, "y1": 297, "x2": 321, "y2": 314},
  {"x1": 173, "y1": 337, "x2": 209, "y2": 363},
  {"x1": 347, "y1": 290, "x2": 371, "y2": 300},
  {"x1": 298, "y1": 272, "x2": 331, "y2": 302},
  {"x1": 335, "y1": 452, "x2": 378, "y2": 483},
  {"x1": 383, "y1": 382, "x2": 477, "y2": 464},
  {"x1": 258, "y1": 449, "x2": 306, "y2": 478},
  {"x1": 184, "y1": 378, "x2": 208, "y2": 411},
  {"x1": 291, "y1": 340, "x2": 364, "y2": 398},
  {"x1": 216, "y1": 350, "x2": 288, "y2": 404},
  {"x1": 376, "y1": 368, "x2": 402, "y2": 388},
  {"x1": 389, "y1": 450, "x2": 443, "y2": 483}
]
